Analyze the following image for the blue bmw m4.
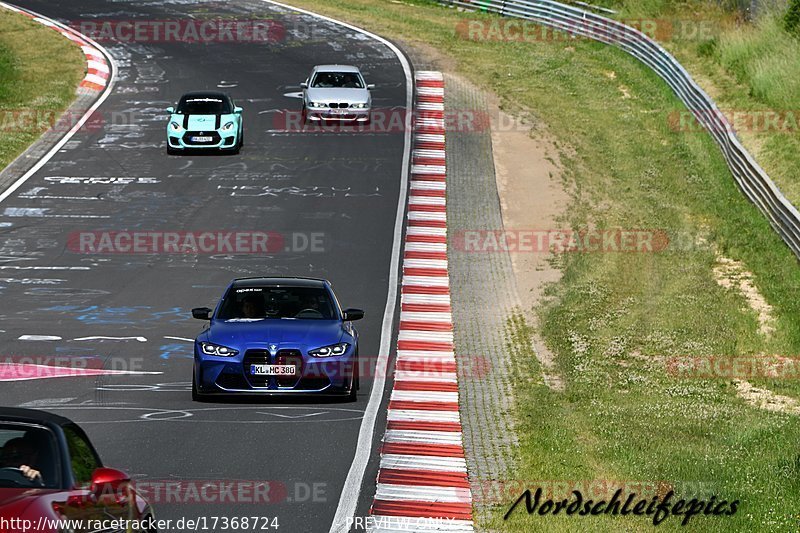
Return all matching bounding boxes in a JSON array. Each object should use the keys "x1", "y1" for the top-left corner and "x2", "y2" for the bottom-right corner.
[{"x1": 191, "y1": 277, "x2": 364, "y2": 401}]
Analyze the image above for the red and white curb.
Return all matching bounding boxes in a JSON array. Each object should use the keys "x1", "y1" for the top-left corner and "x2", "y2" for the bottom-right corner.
[
  {"x1": 0, "y1": 2, "x2": 109, "y2": 92},
  {"x1": 368, "y1": 71, "x2": 474, "y2": 532}
]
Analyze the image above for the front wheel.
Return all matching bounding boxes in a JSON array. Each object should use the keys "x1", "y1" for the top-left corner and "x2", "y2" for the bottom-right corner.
[{"x1": 192, "y1": 373, "x2": 202, "y2": 402}]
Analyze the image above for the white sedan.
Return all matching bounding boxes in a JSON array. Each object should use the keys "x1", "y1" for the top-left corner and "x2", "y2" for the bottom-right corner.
[{"x1": 301, "y1": 65, "x2": 374, "y2": 124}]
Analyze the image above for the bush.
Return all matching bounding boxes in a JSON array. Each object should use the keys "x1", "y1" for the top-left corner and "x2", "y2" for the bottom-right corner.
[{"x1": 786, "y1": 0, "x2": 800, "y2": 36}]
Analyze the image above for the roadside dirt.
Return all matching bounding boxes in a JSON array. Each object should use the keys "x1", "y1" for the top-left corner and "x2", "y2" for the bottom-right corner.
[
  {"x1": 489, "y1": 102, "x2": 569, "y2": 391},
  {"x1": 711, "y1": 252, "x2": 800, "y2": 415}
]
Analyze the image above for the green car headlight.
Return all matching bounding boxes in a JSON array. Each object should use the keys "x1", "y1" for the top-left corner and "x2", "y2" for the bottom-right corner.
[
  {"x1": 222, "y1": 121, "x2": 235, "y2": 131},
  {"x1": 169, "y1": 121, "x2": 183, "y2": 131}
]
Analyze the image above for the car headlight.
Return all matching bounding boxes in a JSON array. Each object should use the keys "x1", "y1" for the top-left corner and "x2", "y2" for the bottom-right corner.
[
  {"x1": 309, "y1": 342, "x2": 350, "y2": 357},
  {"x1": 200, "y1": 342, "x2": 239, "y2": 357},
  {"x1": 350, "y1": 103, "x2": 368, "y2": 109},
  {"x1": 169, "y1": 121, "x2": 183, "y2": 131},
  {"x1": 308, "y1": 101, "x2": 326, "y2": 109},
  {"x1": 222, "y1": 121, "x2": 235, "y2": 131}
]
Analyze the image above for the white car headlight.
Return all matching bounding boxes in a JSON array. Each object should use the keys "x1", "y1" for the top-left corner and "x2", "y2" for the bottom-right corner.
[
  {"x1": 309, "y1": 342, "x2": 350, "y2": 357},
  {"x1": 169, "y1": 121, "x2": 183, "y2": 131},
  {"x1": 222, "y1": 121, "x2": 235, "y2": 131},
  {"x1": 308, "y1": 102, "x2": 326, "y2": 109},
  {"x1": 350, "y1": 103, "x2": 368, "y2": 109},
  {"x1": 200, "y1": 342, "x2": 238, "y2": 357}
]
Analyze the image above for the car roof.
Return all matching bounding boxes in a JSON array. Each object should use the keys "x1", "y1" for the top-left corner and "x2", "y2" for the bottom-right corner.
[
  {"x1": 0, "y1": 407, "x2": 73, "y2": 427},
  {"x1": 180, "y1": 91, "x2": 230, "y2": 100},
  {"x1": 230, "y1": 277, "x2": 329, "y2": 289},
  {"x1": 313, "y1": 65, "x2": 361, "y2": 73}
]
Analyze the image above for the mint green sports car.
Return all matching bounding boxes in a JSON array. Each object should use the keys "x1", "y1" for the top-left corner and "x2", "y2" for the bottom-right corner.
[{"x1": 166, "y1": 91, "x2": 243, "y2": 154}]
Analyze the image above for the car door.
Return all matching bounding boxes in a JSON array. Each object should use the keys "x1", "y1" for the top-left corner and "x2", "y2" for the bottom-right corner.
[{"x1": 62, "y1": 425, "x2": 130, "y2": 532}]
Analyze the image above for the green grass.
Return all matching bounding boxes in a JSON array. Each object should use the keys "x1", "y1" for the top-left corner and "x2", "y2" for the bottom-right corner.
[
  {"x1": 0, "y1": 8, "x2": 84, "y2": 169},
  {"x1": 271, "y1": 0, "x2": 800, "y2": 530}
]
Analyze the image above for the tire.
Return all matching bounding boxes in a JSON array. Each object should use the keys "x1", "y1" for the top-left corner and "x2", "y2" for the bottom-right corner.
[
  {"x1": 227, "y1": 128, "x2": 242, "y2": 155},
  {"x1": 192, "y1": 373, "x2": 202, "y2": 402},
  {"x1": 344, "y1": 360, "x2": 359, "y2": 402},
  {"x1": 167, "y1": 146, "x2": 177, "y2": 155}
]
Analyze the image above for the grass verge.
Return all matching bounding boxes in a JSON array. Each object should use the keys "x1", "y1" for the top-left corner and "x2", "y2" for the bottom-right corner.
[
  {"x1": 272, "y1": 0, "x2": 800, "y2": 530},
  {"x1": 0, "y1": 8, "x2": 84, "y2": 169}
]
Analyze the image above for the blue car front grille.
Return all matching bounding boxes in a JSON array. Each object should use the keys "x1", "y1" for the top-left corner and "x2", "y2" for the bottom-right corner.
[{"x1": 243, "y1": 349, "x2": 303, "y2": 389}]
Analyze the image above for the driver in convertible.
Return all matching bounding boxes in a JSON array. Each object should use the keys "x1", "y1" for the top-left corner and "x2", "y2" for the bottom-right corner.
[{"x1": 0, "y1": 436, "x2": 42, "y2": 483}]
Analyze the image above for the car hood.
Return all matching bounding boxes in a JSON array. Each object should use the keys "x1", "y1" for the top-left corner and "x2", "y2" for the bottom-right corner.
[
  {"x1": 204, "y1": 319, "x2": 345, "y2": 349},
  {"x1": 171, "y1": 113, "x2": 236, "y2": 131},
  {"x1": 0, "y1": 488, "x2": 55, "y2": 518},
  {"x1": 306, "y1": 87, "x2": 369, "y2": 104}
]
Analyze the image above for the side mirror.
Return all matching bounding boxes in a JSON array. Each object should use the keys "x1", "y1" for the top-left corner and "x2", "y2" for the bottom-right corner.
[
  {"x1": 90, "y1": 467, "x2": 130, "y2": 497},
  {"x1": 192, "y1": 307, "x2": 212, "y2": 320},
  {"x1": 300, "y1": 82, "x2": 308, "y2": 89},
  {"x1": 234, "y1": 106, "x2": 243, "y2": 114},
  {"x1": 343, "y1": 308, "x2": 364, "y2": 321},
  {"x1": 166, "y1": 106, "x2": 175, "y2": 114},
  {"x1": 366, "y1": 84, "x2": 375, "y2": 90}
]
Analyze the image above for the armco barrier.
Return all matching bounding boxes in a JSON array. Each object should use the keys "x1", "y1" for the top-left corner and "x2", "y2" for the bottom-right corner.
[{"x1": 439, "y1": 0, "x2": 800, "y2": 259}]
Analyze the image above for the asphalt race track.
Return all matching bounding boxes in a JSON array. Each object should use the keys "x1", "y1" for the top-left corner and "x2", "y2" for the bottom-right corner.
[{"x1": 0, "y1": 1, "x2": 410, "y2": 530}]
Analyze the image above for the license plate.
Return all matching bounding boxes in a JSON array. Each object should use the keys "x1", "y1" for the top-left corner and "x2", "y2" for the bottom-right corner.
[
  {"x1": 250, "y1": 364, "x2": 296, "y2": 376},
  {"x1": 331, "y1": 109, "x2": 347, "y2": 115},
  {"x1": 191, "y1": 136, "x2": 213, "y2": 142}
]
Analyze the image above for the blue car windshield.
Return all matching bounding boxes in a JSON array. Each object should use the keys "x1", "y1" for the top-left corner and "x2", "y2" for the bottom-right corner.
[
  {"x1": 0, "y1": 424, "x2": 60, "y2": 489},
  {"x1": 217, "y1": 286, "x2": 337, "y2": 320},
  {"x1": 176, "y1": 96, "x2": 232, "y2": 115}
]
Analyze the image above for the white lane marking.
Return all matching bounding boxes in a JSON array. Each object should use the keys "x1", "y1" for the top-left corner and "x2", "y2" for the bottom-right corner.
[
  {"x1": 18, "y1": 335, "x2": 62, "y2": 341},
  {"x1": 0, "y1": 266, "x2": 90, "y2": 270},
  {"x1": 0, "y1": 4, "x2": 116, "y2": 205},
  {"x1": 2, "y1": 207, "x2": 110, "y2": 218},
  {"x1": 257, "y1": 3, "x2": 412, "y2": 532},
  {"x1": 256, "y1": 411, "x2": 327, "y2": 419},
  {"x1": 73, "y1": 336, "x2": 148, "y2": 342},
  {"x1": 164, "y1": 336, "x2": 194, "y2": 342},
  {"x1": 18, "y1": 398, "x2": 76, "y2": 407}
]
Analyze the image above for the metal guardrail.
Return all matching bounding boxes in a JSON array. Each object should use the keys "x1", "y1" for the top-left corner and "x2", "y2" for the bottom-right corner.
[{"x1": 438, "y1": 0, "x2": 800, "y2": 259}]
